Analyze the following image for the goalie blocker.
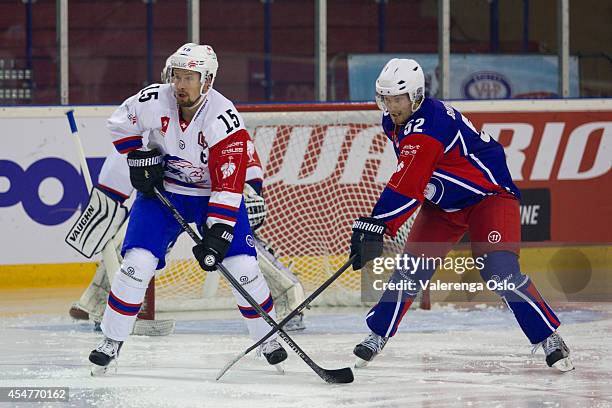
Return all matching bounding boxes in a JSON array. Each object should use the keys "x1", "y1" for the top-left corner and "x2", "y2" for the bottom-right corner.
[{"x1": 65, "y1": 187, "x2": 128, "y2": 258}]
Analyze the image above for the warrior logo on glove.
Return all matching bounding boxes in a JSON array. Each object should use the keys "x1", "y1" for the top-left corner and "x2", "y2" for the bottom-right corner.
[
  {"x1": 349, "y1": 216, "x2": 386, "y2": 270},
  {"x1": 127, "y1": 149, "x2": 165, "y2": 197}
]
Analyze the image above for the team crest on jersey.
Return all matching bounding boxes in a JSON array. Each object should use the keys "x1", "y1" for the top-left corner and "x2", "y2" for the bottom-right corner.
[
  {"x1": 166, "y1": 157, "x2": 206, "y2": 183},
  {"x1": 160, "y1": 116, "x2": 170, "y2": 136},
  {"x1": 128, "y1": 113, "x2": 137, "y2": 125},
  {"x1": 221, "y1": 159, "x2": 236, "y2": 179}
]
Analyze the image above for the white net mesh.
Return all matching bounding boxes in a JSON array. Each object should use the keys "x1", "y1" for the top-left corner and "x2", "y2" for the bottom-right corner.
[{"x1": 153, "y1": 105, "x2": 422, "y2": 312}]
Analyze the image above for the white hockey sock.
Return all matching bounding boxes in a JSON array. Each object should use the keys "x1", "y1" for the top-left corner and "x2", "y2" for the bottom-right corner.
[
  {"x1": 223, "y1": 255, "x2": 278, "y2": 343},
  {"x1": 100, "y1": 248, "x2": 158, "y2": 341}
]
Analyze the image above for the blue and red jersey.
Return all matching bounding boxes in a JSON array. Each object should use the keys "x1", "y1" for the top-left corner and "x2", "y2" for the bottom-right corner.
[{"x1": 372, "y1": 97, "x2": 520, "y2": 236}]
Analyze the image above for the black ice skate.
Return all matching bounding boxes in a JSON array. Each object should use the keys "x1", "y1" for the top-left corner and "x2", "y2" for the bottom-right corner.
[
  {"x1": 89, "y1": 336, "x2": 123, "y2": 376},
  {"x1": 537, "y1": 331, "x2": 574, "y2": 372},
  {"x1": 259, "y1": 339, "x2": 288, "y2": 373},
  {"x1": 353, "y1": 332, "x2": 388, "y2": 368}
]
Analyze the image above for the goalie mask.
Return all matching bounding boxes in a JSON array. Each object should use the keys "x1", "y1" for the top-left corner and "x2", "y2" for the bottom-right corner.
[
  {"x1": 375, "y1": 58, "x2": 425, "y2": 113},
  {"x1": 167, "y1": 44, "x2": 219, "y2": 97}
]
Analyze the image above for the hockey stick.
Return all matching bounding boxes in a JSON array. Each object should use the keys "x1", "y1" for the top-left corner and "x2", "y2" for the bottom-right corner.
[
  {"x1": 65, "y1": 110, "x2": 175, "y2": 336},
  {"x1": 216, "y1": 254, "x2": 356, "y2": 381},
  {"x1": 153, "y1": 187, "x2": 354, "y2": 384}
]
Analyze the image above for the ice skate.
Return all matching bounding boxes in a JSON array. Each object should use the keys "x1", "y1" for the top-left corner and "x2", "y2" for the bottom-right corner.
[
  {"x1": 258, "y1": 339, "x2": 288, "y2": 374},
  {"x1": 89, "y1": 337, "x2": 123, "y2": 376},
  {"x1": 284, "y1": 313, "x2": 305, "y2": 332},
  {"x1": 535, "y1": 331, "x2": 574, "y2": 372},
  {"x1": 353, "y1": 332, "x2": 387, "y2": 368}
]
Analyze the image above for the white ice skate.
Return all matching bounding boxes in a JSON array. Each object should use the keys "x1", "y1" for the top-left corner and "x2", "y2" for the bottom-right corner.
[{"x1": 89, "y1": 337, "x2": 123, "y2": 376}]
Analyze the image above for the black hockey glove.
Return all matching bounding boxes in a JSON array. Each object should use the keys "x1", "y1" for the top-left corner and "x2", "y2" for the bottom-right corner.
[
  {"x1": 127, "y1": 149, "x2": 165, "y2": 197},
  {"x1": 193, "y1": 224, "x2": 234, "y2": 271},
  {"x1": 349, "y1": 217, "x2": 386, "y2": 270}
]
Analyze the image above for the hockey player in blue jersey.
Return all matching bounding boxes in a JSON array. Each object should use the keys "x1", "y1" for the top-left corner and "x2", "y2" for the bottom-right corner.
[{"x1": 349, "y1": 58, "x2": 573, "y2": 372}]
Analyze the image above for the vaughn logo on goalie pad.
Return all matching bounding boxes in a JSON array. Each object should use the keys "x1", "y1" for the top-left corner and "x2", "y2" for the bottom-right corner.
[
  {"x1": 65, "y1": 187, "x2": 128, "y2": 258},
  {"x1": 67, "y1": 205, "x2": 96, "y2": 243}
]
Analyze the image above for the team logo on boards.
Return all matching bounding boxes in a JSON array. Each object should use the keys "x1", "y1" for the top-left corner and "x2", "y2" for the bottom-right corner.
[{"x1": 462, "y1": 71, "x2": 511, "y2": 99}]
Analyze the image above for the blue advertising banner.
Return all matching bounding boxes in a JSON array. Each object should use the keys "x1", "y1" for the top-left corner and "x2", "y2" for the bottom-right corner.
[{"x1": 348, "y1": 54, "x2": 580, "y2": 101}]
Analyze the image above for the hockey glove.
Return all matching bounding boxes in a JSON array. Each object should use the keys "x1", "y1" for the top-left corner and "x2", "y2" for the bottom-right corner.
[
  {"x1": 127, "y1": 149, "x2": 165, "y2": 197},
  {"x1": 244, "y1": 183, "x2": 266, "y2": 231},
  {"x1": 350, "y1": 217, "x2": 386, "y2": 270},
  {"x1": 193, "y1": 224, "x2": 234, "y2": 271}
]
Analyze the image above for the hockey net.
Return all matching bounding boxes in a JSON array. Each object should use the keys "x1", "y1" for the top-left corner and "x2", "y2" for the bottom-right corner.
[{"x1": 152, "y1": 103, "x2": 429, "y2": 313}]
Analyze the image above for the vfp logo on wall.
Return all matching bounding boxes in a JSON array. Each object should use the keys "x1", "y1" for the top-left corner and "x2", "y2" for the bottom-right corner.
[{"x1": 462, "y1": 71, "x2": 511, "y2": 99}]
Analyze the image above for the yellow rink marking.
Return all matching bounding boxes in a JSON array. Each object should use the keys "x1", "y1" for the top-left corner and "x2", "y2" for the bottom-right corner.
[{"x1": 0, "y1": 246, "x2": 609, "y2": 296}]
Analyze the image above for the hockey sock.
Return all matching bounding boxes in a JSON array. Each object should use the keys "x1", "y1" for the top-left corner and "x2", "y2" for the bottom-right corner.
[
  {"x1": 480, "y1": 251, "x2": 560, "y2": 344},
  {"x1": 101, "y1": 248, "x2": 157, "y2": 341}
]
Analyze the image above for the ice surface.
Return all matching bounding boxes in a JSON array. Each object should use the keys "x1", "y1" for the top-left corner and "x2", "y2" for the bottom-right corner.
[{"x1": 1, "y1": 290, "x2": 611, "y2": 408}]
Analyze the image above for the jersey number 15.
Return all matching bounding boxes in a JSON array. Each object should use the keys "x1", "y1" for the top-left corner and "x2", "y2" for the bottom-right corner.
[{"x1": 217, "y1": 109, "x2": 241, "y2": 134}]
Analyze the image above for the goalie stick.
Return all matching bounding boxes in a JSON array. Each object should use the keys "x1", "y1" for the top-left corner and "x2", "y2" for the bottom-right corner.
[
  {"x1": 65, "y1": 110, "x2": 121, "y2": 277},
  {"x1": 153, "y1": 187, "x2": 354, "y2": 384},
  {"x1": 216, "y1": 254, "x2": 356, "y2": 381}
]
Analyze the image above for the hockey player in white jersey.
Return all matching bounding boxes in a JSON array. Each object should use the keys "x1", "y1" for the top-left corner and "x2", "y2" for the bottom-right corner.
[
  {"x1": 68, "y1": 48, "x2": 306, "y2": 333},
  {"x1": 87, "y1": 44, "x2": 288, "y2": 374}
]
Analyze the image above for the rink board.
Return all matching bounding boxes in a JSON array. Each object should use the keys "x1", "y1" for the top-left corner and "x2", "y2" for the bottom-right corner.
[
  {"x1": 1, "y1": 245, "x2": 610, "y2": 307},
  {"x1": 1, "y1": 99, "x2": 611, "y2": 297}
]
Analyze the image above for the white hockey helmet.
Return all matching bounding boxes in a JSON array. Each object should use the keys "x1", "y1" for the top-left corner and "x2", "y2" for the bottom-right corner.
[
  {"x1": 375, "y1": 58, "x2": 425, "y2": 113},
  {"x1": 161, "y1": 43, "x2": 197, "y2": 83},
  {"x1": 167, "y1": 44, "x2": 219, "y2": 96}
]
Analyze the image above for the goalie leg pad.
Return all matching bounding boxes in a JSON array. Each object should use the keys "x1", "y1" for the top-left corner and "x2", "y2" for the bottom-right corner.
[
  {"x1": 223, "y1": 254, "x2": 279, "y2": 343},
  {"x1": 254, "y1": 238, "x2": 306, "y2": 320},
  {"x1": 73, "y1": 261, "x2": 111, "y2": 321},
  {"x1": 100, "y1": 248, "x2": 157, "y2": 342},
  {"x1": 65, "y1": 187, "x2": 128, "y2": 258}
]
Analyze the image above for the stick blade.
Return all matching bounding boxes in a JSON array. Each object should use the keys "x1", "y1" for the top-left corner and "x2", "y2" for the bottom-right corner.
[
  {"x1": 320, "y1": 367, "x2": 354, "y2": 384},
  {"x1": 216, "y1": 352, "x2": 246, "y2": 381}
]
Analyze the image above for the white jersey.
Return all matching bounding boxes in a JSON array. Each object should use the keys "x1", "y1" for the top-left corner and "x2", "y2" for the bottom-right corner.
[{"x1": 107, "y1": 84, "x2": 252, "y2": 227}]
